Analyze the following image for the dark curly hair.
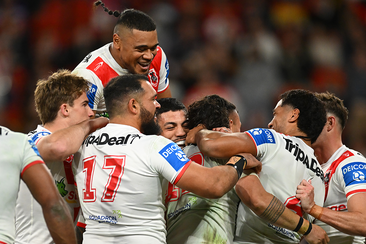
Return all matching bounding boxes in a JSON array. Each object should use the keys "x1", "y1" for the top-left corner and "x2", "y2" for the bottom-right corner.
[
  {"x1": 280, "y1": 89, "x2": 326, "y2": 143},
  {"x1": 187, "y1": 95, "x2": 236, "y2": 130}
]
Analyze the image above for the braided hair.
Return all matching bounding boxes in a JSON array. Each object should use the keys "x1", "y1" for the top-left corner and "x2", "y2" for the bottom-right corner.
[{"x1": 94, "y1": 1, "x2": 156, "y2": 32}]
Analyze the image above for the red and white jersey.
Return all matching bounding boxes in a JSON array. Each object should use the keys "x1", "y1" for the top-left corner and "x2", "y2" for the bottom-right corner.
[
  {"x1": 165, "y1": 145, "x2": 239, "y2": 244},
  {"x1": 15, "y1": 125, "x2": 80, "y2": 244},
  {"x1": 72, "y1": 43, "x2": 170, "y2": 112},
  {"x1": 72, "y1": 124, "x2": 191, "y2": 244},
  {"x1": 0, "y1": 126, "x2": 44, "y2": 244},
  {"x1": 234, "y1": 128, "x2": 325, "y2": 244},
  {"x1": 314, "y1": 145, "x2": 366, "y2": 244}
]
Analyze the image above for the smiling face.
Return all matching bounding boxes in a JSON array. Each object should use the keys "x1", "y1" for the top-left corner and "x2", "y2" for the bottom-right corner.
[
  {"x1": 113, "y1": 28, "x2": 158, "y2": 75},
  {"x1": 157, "y1": 110, "x2": 188, "y2": 148}
]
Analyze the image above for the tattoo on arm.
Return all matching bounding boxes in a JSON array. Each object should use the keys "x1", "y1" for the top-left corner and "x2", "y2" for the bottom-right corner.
[{"x1": 259, "y1": 196, "x2": 285, "y2": 224}]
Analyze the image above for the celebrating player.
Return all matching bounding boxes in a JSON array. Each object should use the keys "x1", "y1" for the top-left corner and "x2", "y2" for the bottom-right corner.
[
  {"x1": 296, "y1": 91, "x2": 366, "y2": 243},
  {"x1": 72, "y1": 74, "x2": 251, "y2": 243},
  {"x1": 194, "y1": 89, "x2": 329, "y2": 244},
  {"x1": 73, "y1": 1, "x2": 171, "y2": 117}
]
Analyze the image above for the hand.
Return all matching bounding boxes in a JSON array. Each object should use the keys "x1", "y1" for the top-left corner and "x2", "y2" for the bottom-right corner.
[
  {"x1": 236, "y1": 153, "x2": 262, "y2": 173},
  {"x1": 185, "y1": 124, "x2": 205, "y2": 145},
  {"x1": 296, "y1": 179, "x2": 315, "y2": 213},
  {"x1": 303, "y1": 223, "x2": 330, "y2": 244},
  {"x1": 212, "y1": 127, "x2": 232, "y2": 133}
]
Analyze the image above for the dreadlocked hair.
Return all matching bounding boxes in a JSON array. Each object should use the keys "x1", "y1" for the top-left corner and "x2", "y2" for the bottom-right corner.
[{"x1": 94, "y1": 1, "x2": 120, "y2": 17}]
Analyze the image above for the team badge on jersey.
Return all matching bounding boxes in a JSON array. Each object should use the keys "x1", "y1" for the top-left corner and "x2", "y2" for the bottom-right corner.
[
  {"x1": 159, "y1": 142, "x2": 189, "y2": 171},
  {"x1": 246, "y1": 128, "x2": 276, "y2": 146},
  {"x1": 148, "y1": 68, "x2": 158, "y2": 87},
  {"x1": 342, "y1": 162, "x2": 366, "y2": 186}
]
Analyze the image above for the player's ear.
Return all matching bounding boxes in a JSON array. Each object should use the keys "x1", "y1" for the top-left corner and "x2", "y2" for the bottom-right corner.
[
  {"x1": 60, "y1": 103, "x2": 69, "y2": 117},
  {"x1": 128, "y1": 98, "x2": 139, "y2": 115},
  {"x1": 289, "y1": 108, "x2": 300, "y2": 123}
]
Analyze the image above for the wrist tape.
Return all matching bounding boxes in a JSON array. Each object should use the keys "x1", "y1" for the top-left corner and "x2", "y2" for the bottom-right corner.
[{"x1": 226, "y1": 155, "x2": 247, "y2": 179}]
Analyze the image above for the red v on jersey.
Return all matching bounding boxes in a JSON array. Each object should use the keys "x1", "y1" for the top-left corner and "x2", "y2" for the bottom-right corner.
[
  {"x1": 324, "y1": 150, "x2": 354, "y2": 201},
  {"x1": 87, "y1": 57, "x2": 118, "y2": 87}
]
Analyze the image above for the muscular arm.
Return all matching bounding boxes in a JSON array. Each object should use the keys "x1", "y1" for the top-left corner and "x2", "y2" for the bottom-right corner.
[
  {"x1": 237, "y1": 175, "x2": 329, "y2": 244},
  {"x1": 175, "y1": 155, "x2": 241, "y2": 198},
  {"x1": 196, "y1": 129, "x2": 257, "y2": 158},
  {"x1": 297, "y1": 180, "x2": 366, "y2": 236},
  {"x1": 22, "y1": 163, "x2": 76, "y2": 244},
  {"x1": 37, "y1": 117, "x2": 108, "y2": 162}
]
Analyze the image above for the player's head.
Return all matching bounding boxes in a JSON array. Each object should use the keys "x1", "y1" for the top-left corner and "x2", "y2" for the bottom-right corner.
[
  {"x1": 34, "y1": 69, "x2": 92, "y2": 125},
  {"x1": 187, "y1": 95, "x2": 241, "y2": 132},
  {"x1": 95, "y1": 1, "x2": 158, "y2": 75},
  {"x1": 104, "y1": 74, "x2": 161, "y2": 135},
  {"x1": 156, "y1": 98, "x2": 188, "y2": 148},
  {"x1": 268, "y1": 89, "x2": 326, "y2": 143},
  {"x1": 315, "y1": 91, "x2": 348, "y2": 131}
]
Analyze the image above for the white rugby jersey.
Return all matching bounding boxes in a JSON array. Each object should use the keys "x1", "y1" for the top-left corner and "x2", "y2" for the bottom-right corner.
[
  {"x1": 314, "y1": 145, "x2": 366, "y2": 244},
  {"x1": 72, "y1": 43, "x2": 170, "y2": 112},
  {"x1": 72, "y1": 123, "x2": 191, "y2": 244},
  {"x1": 165, "y1": 145, "x2": 239, "y2": 244},
  {"x1": 0, "y1": 126, "x2": 44, "y2": 244},
  {"x1": 234, "y1": 128, "x2": 325, "y2": 244},
  {"x1": 15, "y1": 125, "x2": 80, "y2": 244}
]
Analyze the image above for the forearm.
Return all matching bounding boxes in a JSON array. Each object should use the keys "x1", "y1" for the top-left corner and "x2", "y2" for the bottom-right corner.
[
  {"x1": 236, "y1": 175, "x2": 310, "y2": 233},
  {"x1": 196, "y1": 130, "x2": 249, "y2": 158},
  {"x1": 39, "y1": 118, "x2": 108, "y2": 162},
  {"x1": 43, "y1": 200, "x2": 76, "y2": 244},
  {"x1": 310, "y1": 204, "x2": 366, "y2": 236}
]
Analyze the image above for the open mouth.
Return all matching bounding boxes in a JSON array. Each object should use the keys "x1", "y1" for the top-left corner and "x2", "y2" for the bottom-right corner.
[
  {"x1": 138, "y1": 62, "x2": 151, "y2": 71},
  {"x1": 175, "y1": 140, "x2": 185, "y2": 147}
]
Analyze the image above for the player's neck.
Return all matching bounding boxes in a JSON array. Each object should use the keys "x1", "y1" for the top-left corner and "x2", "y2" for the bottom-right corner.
[
  {"x1": 313, "y1": 136, "x2": 343, "y2": 165},
  {"x1": 43, "y1": 121, "x2": 68, "y2": 133}
]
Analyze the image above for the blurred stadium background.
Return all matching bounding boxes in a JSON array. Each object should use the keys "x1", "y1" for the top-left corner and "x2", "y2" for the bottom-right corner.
[{"x1": 1, "y1": 0, "x2": 366, "y2": 154}]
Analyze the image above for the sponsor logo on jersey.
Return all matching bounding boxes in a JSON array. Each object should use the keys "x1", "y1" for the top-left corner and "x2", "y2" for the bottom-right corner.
[
  {"x1": 83, "y1": 53, "x2": 92, "y2": 63},
  {"x1": 247, "y1": 128, "x2": 275, "y2": 145},
  {"x1": 28, "y1": 139, "x2": 41, "y2": 157},
  {"x1": 342, "y1": 162, "x2": 366, "y2": 186},
  {"x1": 30, "y1": 131, "x2": 51, "y2": 144},
  {"x1": 0, "y1": 127, "x2": 9, "y2": 135},
  {"x1": 55, "y1": 178, "x2": 68, "y2": 197},
  {"x1": 83, "y1": 133, "x2": 141, "y2": 147},
  {"x1": 165, "y1": 59, "x2": 169, "y2": 84},
  {"x1": 87, "y1": 82, "x2": 97, "y2": 109},
  {"x1": 89, "y1": 215, "x2": 118, "y2": 224},
  {"x1": 284, "y1": 137, "x2": 325, "y2": 181},
  {"x1": 159, "y1": 142, "x2": 189, "y2": 171},
  {"x1": 268, "y1": 223, "x2": 298, "y2": 241}
]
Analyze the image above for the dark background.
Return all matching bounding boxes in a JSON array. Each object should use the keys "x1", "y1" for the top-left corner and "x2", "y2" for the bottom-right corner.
[{"x1": 1, "y1": 0, "x2": 366, "y2": 154}]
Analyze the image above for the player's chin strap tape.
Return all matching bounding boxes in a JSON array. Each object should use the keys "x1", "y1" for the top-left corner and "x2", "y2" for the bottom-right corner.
[{"x1": 226, "y1": 155, "x2": 247, "y2": 179}]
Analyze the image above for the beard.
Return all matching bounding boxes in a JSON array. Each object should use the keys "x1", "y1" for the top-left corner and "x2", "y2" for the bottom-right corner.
[{"x1": 140, "y1": 106, "x2": 161, "y2": 135}]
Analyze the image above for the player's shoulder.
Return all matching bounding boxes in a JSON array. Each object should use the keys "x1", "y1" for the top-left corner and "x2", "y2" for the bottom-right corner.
[{"x1": 73, "y1": 44, "x2": 110, "y2": 70}]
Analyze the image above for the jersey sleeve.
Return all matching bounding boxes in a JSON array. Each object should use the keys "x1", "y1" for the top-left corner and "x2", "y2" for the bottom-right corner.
[
  {"x1": 149, "y1": 136, "x2": 191, "y2": 184},
  {"x1": 338, "y1": 157, "x2": 366, "y2": 200},
  {"x1": 20, "y1": 136, "x2": 45, "y2": 177},
  {"x1": 245, "y1": 128, "x2": 277, "y2": 161},
  {"x1": 72, "y1": 68, "x2": 105, "y2": 111}
]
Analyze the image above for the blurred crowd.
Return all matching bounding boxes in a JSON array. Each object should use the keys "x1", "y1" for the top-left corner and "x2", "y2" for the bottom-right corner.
[{"x1": 1, "y1": 0, "x2": 366, "y2": 154}]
